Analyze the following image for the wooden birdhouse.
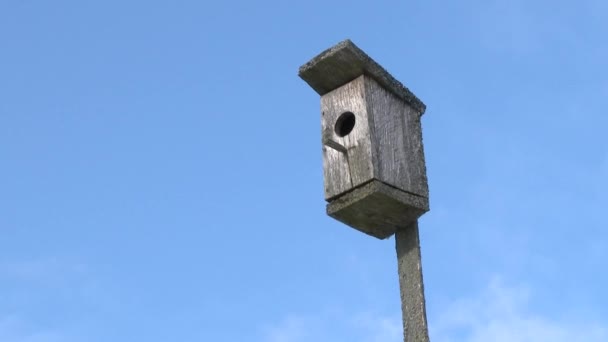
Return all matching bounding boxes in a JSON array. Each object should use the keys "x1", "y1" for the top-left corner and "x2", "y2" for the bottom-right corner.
[{"x1": 299, "y1": 40, "x2": 430, "y2": 239}]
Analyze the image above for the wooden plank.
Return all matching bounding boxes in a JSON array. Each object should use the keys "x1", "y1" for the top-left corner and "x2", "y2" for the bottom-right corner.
[
  {"x1": 321, "y1": 76, "x2": 374, "y2": 200},
  {"x1": 299, "y1": 39, "x2": 426, "y2": 115},
  {"x1": 396, "y1": 221, "x2": 430, "y2": 342},
  {"x1": 365, "y1": 76, "x2": 429, "y2": 198},
  {"x1": 326, "y1": 180, "x2": 429, "y2": 239}
]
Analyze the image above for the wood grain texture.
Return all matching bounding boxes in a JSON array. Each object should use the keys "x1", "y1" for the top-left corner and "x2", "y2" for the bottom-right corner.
[
  {"x1": 299, "y1": 39, "x2": 426, "y2": 115},
  {"x1": 321, "y1": 75, "x2": 374, "y2": 200},
  {"x1": 326, "y1": 180, "x2": 428, "y2": 239},
  {"x1": 396, "y1": 221, "x2": 430, "y2": 342},
  {"x1": 321, "y1": 75, "x2": 429, "y2": 200},
  {"x1": 365, "y1": 76, "x2": 429, "y2": 198}
]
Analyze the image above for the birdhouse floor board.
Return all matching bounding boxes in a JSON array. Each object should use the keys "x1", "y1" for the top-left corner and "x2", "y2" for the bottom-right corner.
[{"x1": 326, "y1": 180, "x2": 429, "y2": 239}]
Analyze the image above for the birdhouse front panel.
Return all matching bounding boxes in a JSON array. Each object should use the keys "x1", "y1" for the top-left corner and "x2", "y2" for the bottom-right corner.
[
  {"x1": 321, "y1": 74, "x2": 429, "y2": 201},
  {"x1": 321, "y1": 75, "x2": 374, "y2": 200}
]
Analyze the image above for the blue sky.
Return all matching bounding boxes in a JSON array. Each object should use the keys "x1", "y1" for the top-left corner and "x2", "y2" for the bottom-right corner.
[{"x1": 1, "y1": 0, "x2": 607, "y2": 341}]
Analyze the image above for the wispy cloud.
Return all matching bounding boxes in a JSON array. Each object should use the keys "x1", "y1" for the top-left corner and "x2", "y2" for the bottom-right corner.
[
  {"x1": 264, "y1": 315, "x2": 308, "y2": 342},
  {"x1": 351, "y1": 313, "x2": 402, "y2": 342},
  {"x1": 0, "y1": 257, "x2": 102, "y2": 342},
  {"x1": 262, "y1": 310, "x2": 401, "y2": 342},
  {"x1": 264, "y1": 276, "x2": 607, "y2": 342},
  {"x1": 432, "y1": 276, "x2": 607, "y2": 342},
  {"x1": 0, "y1": 316, "x2": 65, "y2": 342},
  {"x1": 0, "y1": 258, "x2": 86, "y2": 283}
]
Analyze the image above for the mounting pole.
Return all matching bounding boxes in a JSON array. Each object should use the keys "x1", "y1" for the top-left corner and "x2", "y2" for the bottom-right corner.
[{"x1": 396, "y1": 221, "x2": 430, "y2": 341}]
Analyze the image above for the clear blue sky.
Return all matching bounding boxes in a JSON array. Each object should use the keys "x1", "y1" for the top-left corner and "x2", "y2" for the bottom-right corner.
[{"x1": 1, "y1": 1, "x2": 607, "y2": 341}]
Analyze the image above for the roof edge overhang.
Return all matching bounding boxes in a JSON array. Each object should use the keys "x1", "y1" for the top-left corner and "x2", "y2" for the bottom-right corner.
[{"x1": 298, "y1": 39, "x2": 426, "y2": 115}]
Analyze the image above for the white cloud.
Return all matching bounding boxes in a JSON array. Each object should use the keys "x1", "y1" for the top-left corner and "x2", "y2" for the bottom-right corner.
[
  {"x1": 264, "y1": 315, "x2": 308, "y2": 342},
  {"x1": 262, "y1": 310, "x2": 402, "y2": 342},
  {"x1": 0, "y1": 258, "x2": 87, "y2": 283},
  {"x1": 351, "y1": 313, "x2": 402, "y2": 342},
  {"x1": 432, "y1": 277, "x2": 608, "y2": 342},
  {"x1": 0, "y1": 258, "x2": 101, "y2": 342},
  {"x1": 264, "y1": 277, "x2": 607, "y2": 342},
  {"x1": 0, "y1": 316, "x2": 65, "y2": 342}
]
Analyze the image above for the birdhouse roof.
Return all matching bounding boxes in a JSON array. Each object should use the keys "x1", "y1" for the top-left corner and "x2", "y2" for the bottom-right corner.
[{"x1": 298, "y1": 39, "x2": 426, "y2": 115}]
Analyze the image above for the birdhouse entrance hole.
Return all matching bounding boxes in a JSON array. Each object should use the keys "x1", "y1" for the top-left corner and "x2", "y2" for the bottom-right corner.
[{"x1": 335, "y1": 112, "x2": 355, "y2": 137}]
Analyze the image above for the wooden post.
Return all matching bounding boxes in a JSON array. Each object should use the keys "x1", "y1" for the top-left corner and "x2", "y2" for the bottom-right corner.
[
  {"x1": 299, "y1": 40, "x2": 431, "y2": 341},
  {"x1": 396, "y1": 221, "x2": 430, "y2": 342}
]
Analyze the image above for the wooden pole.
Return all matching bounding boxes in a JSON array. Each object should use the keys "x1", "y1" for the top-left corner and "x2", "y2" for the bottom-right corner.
[{"x1": 395, "y1": 220, "x2": 430, "y2": 342}]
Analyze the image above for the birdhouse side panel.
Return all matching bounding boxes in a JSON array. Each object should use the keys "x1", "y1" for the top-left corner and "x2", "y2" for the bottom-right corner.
[
  {"x1": 365, "y1": 76, "x2": 429, "y2": 198},
  {"x1": 321, "y1": 76, "x2": 374, "y2": 200}
]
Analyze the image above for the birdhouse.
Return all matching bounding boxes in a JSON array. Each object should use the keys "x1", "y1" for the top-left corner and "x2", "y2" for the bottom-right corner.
[{"x1": 299, "y1": 40, "x2": 430, "y2": 239}]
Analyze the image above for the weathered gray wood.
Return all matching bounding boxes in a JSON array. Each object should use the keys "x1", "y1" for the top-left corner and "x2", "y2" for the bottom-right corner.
[
  {"x1": 323, "y1": 136, "x2": 347, "y2": 154},
  {"x1": 326, "y1": 180, "x2": 428, "y2": 239},
  {"x1": 365, "y1": 76, "x2": 429, "y2": 198},
  {"x1": 321, "y1": 75, "x2": 374, "y2": 200},
  {"x1": 299, "y1": 40, "x2": 426, "y2": 115},
  {"x1": 321, "y1": 75, "x2": 429, "y2": 201},
  {"x1": 396, "y1": 221, "x2": 430, "y2": 342}
]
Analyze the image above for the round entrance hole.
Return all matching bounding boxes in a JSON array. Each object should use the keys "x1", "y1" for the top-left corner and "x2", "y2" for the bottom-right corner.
[{"x1": 334, "y1": 112, "x2": 356, "y2": 137}]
